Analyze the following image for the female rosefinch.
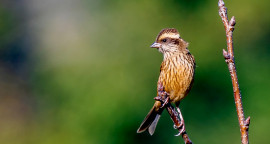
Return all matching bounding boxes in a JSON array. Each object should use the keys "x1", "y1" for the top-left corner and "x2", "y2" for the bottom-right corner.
[{"x1": 137, "y1": 28, "x2": 195, "y2": 135}]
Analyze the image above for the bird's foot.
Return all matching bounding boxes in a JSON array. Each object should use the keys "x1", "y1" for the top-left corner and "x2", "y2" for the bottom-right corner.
[
  {"x1": 157, "y1": 89, "x2": 169, "y2": 98},
  {"x1": 174, "y1": 123, "x2": 185, "y2": 136},
  {"x1": 173, "y1": 106, "x2": 186, "y2": 136}
]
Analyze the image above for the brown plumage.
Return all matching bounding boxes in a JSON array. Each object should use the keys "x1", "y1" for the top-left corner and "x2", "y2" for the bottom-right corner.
[{"x1": 137, "y1": 28, "x2": 195, "y2": 135}]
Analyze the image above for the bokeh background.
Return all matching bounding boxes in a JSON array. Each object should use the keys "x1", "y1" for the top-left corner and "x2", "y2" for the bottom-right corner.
[{"x1": 0, "y1": 0, "x2": 270, "y2": 143}]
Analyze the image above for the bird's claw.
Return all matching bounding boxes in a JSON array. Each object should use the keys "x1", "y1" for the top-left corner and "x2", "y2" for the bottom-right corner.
[
  {"x1": 175, "y1": 128, "x2": 185, "y2": 136},
  {"x1": 173, "y1": 122, "x2": 185, "y2": 136},
  {"x1": 173, "y1": 122, "x2": 183, "y2": 129}
]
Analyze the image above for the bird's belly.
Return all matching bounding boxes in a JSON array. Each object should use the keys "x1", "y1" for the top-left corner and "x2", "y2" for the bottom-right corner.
[
  {"x1": 159, "y1": 66, "x2": 194, "y2": 103},
  {"x1": 165, "y1": 78, "x2": 189, "y2": 103}
]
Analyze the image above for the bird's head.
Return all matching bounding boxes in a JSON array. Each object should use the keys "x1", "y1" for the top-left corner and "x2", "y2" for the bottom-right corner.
[{"x1": 150, "y1": 28, "x2": 189, "y2": 54}]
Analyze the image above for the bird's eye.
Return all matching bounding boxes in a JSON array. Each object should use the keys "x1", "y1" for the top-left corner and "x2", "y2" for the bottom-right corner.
[{"x1": 162, "y1": 39, "x2": 167, "y2": 42}]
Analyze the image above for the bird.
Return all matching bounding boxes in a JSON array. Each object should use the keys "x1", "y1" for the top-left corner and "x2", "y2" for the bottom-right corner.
[{"x1": 137, "y1": 28, "x2": 195, "y2": 136}]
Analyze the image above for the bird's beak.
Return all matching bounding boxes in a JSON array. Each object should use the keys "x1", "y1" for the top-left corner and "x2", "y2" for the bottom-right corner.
[{"x1": 150, "y1": 42, "x2": 161, "y2": 48}]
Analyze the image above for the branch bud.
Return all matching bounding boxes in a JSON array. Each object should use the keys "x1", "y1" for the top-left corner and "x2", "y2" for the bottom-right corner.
[
  {"x1": 218, "y1": 0, "x2": 225, "y2": 7},
  {"x1": 223, "y1": 49, "x2": 229, "y2": 58},
  {"x1": 229, "y1": 16, "x2": 236, "y2": 26}
]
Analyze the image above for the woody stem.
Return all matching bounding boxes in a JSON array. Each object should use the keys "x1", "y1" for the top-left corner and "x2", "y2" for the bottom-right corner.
[{"x1": 218, "y1": 1, "x2": 250, "y2": 144}]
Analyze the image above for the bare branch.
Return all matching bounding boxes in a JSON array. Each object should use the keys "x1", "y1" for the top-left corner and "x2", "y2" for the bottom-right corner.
[{"x1": 218, "y1": 0, "x2": 250, "y2": 143}]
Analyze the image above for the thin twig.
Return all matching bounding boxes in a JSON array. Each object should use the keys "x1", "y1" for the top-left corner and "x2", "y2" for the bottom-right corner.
[
  {"x1": 218, "y1": 1, "x2": 250, "y2": 144},
  {"x1": 157, "y1": 82, "x2": 192, "y2": 144}
]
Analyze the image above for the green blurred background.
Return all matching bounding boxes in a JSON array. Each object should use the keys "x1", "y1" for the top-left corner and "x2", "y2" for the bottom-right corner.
[{"x1": 0, "y1": 0, "x2": 270, "y2": 143}]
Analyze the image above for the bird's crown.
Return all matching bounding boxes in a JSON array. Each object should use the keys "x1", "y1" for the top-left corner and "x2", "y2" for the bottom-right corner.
[{"x1": 156, "y1": 28, "x2": 180, "y2": 41}]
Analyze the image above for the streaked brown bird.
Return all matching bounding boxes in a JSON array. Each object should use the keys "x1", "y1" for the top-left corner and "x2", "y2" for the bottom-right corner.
[{"x1": 137, "y1": 28, "x2": 195, "y2": 135}]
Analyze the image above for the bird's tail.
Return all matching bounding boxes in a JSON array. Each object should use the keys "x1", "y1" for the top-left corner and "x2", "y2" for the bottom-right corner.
[{"x1": 137, "y1": 102, "x2": 164, "y2": 135}]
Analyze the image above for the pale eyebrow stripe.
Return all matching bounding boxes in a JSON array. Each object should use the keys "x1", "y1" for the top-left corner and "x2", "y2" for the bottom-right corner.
[{"x1": 159, "y1": 33, "x2": 180, "y2": 39}]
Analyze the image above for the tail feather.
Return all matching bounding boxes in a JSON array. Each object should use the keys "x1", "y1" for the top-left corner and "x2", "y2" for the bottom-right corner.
[
  {"x1": 148, "y1": 114, "x2": 160, "y2": 135},
  {"x1": 137, "y1": 105, "x2": 162, "y2": 135}
]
